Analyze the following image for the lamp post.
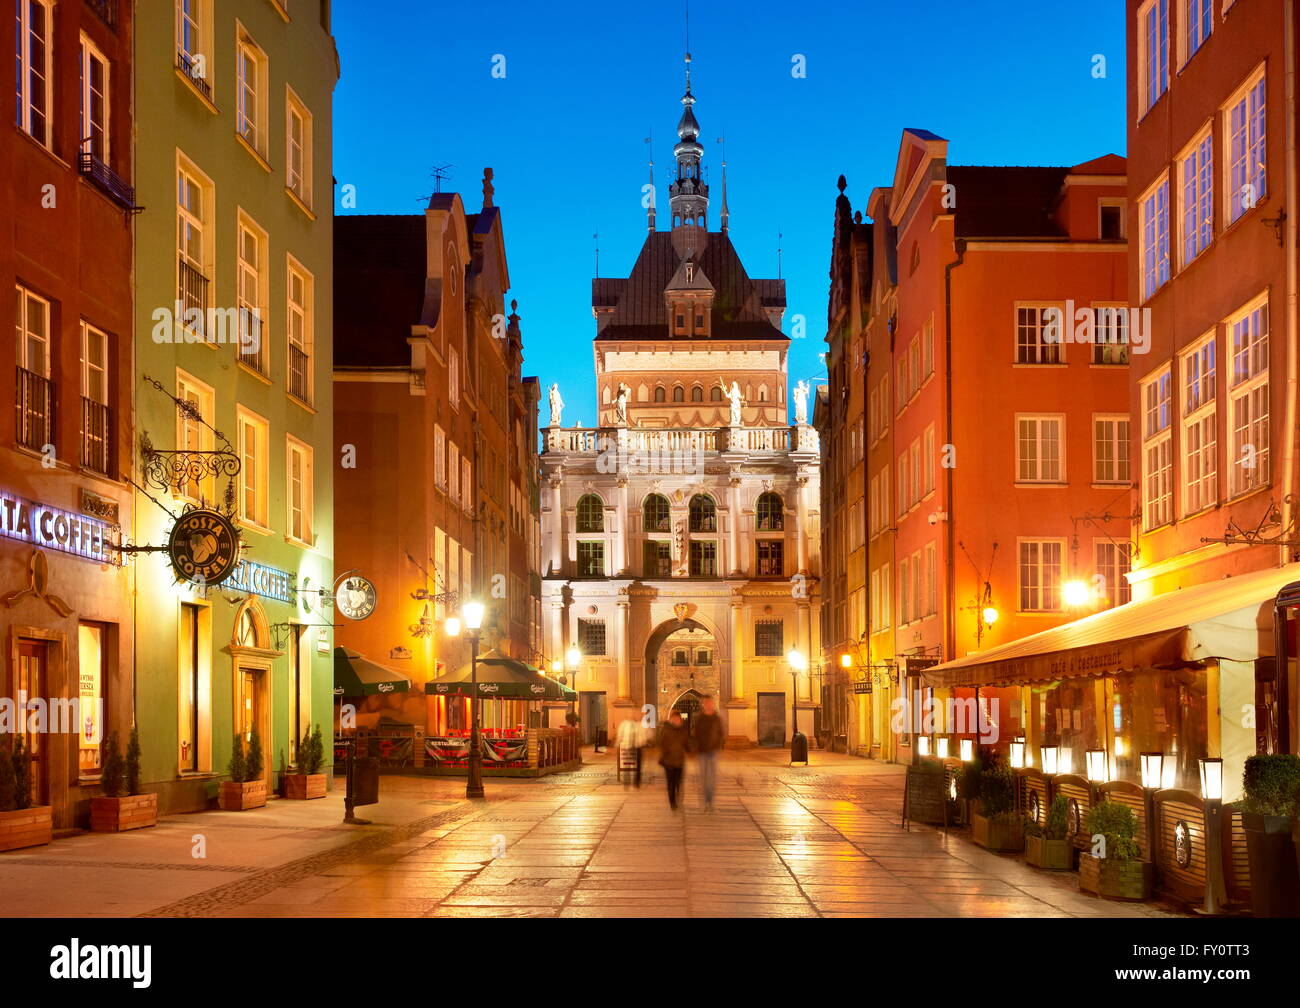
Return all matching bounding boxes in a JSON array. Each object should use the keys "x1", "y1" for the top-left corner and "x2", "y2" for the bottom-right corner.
[
  {"x1": 1199, "y1": 757, "x2": 1227, "y2": 914},
  {"x1": 787, "y1": 649, "x2": 808, "y2": 765},
  {"x1": 565, "y1": 646, "x2": 581, "y2": 738},
  {"x1": 1140, "y1": 751, "x2": 1163, "y2": 863},
  {"x1": 463, "y1": 600, "x2": 486, "y2": 799},
  {"x1": 1041, "y1": 744, "x2": 1059, "y2": 808}
]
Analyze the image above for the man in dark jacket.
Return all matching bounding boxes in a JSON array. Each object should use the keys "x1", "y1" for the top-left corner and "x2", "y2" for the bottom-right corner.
[
  {"x1": 692, "y1": 695, "x2": 725, "y2": 812},
  {"x1": 657, "y1": 711, "x2": 690, "y2": 811}
]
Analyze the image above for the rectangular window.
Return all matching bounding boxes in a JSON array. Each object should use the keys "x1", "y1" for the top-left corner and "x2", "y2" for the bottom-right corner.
[
  {"x1": 577, "y1": 541, "x2": 604, "y2": 577},
  {"x1": 1095, "y1": 541, "x2": 1133, "y2": 608},
  {"x1": 236, "y1": 213, "x2": 266, "y2": 373},
  {"x1": 925, "y1": 543, "x2": 938, "y2": 616},
  {"x1": 1143, "y1": 369, "x2": 1174, "y2": 528},
  {"x1": 1229, "y1": 297, "x2": 1269, "y2": 497},
  {"x1": 880, "y1": 562, "x2": 891, "y2": 629},
  {"x1": 1019, "y1": 540, "x2": 1063, "y2": 612},
  {"x1": 923, "y1": 425, "x2": 936, "y2": 495},
  {"x1": 899, "y1": 556, "x2": 911, "y2": 624},
  {"x1": 176, "y1": 157, "x2": 212, "y2": 326},
  {"x1": 80, "y1": 322, "x2": 110, "y2": 474},
  {"x1": 286, "y1": 437, "x2": 313, "y2": 545},
  {"x1": 235, "y1": 30, "x2": 266, "y2": 156},
  {"x1": 433, "y1": 426, "x2": 446, "y2": 489},
  {"x1": 1016, "y1": 306, "x2": 1063, "y2": 364},
  {"x1": 1226, "y1": 72, "x2": 1266, "y2": 224},
  {"x1": 897, "y1": 451, "x2": 908, "y2": 517},
  {"x1": 15, "y1": 1, "x2": 51, "y2": 145},
  {"x1": 1183, "y1": 0, "x2": 1211, "y2": 62},
  {"x1": 176, "y1": 371, "x2": 214, "y2": 500},
  {"x1": 461, "y1": 457, "x2": 472, "y2": 513},
  {"x1": 1179, "y1": 130, "x2": 1213, "y2": 266},
  {"x1": 756, "y1": 539, "x2": 784, "y2": 577},
  {"x1": 1182, "y1": 335, "x2": 1218, "y2": 513},
  {"x1": 287, "y1": 259, "x2": 313, "y2": 404},
  {"x1": 922, "y1": 318, "x2": 934, "y2": 379},
  {"x1": 577, "y1": 618, "x2": 606, "y2": 656},
  {"x1": 1017, "y1": 416, "x2": 1064, "y2": 483},
  {"x1": 449, "y1": 347, "x2": 460, "y2": 407},
  {"x1": 643, "y1": 540, "x2": 671, "y2": 577},
  {"x1": 1092, "y1": 306, "x2": 1130, "y2": 364},
  {"x1": 289, "y1": 625, "x2": 307, "y2": 765},
  {"x1": 1140, "y1": 176, "x2": 1171, "y2": 299},
  {"x1": 79, "y1": 36, "x2": 110, "y2": 162},
  {"x1": 1092, "y1": 415, "x2": 1130, "y2": 484},
  {"x1": 755, "y1": 620, "x2": 783, "y2": 657},
  {"x1": 236, "y1": 408, "x2": 269, "y2": 528},
  {"x1": 689, "y1": 540, "x2": 717, "y2": 577},
  {"x1": 286, "y1": 87, "x2": 313, "y2": 207},
  {"x1": 15, "y1": 284, "x2": 52, "y2": 452},
  {"x1": 448, "y1": 443, "x2": 459, "y2": 505},
  {"x1": 1140, "y1": 0, "x2": 1169, "y2": 113}
]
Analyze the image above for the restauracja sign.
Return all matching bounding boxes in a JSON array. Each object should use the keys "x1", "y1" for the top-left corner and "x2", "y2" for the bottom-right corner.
[{"x1": 0, "y1": 490, "x2": 117, "y2": 564}]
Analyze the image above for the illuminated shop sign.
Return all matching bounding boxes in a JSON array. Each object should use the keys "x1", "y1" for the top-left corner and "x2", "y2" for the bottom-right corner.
[
  {"x1": 0, "y1": 490, "x2": 118, "y2": 564},
  {"x1": 225, "y1": 559, "x2": 294, "y2": 604}
]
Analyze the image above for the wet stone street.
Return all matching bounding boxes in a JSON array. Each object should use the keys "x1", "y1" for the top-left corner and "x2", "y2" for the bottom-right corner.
[{"x1": 0, "y1": 750, "x2": 1184, "y2": 918}]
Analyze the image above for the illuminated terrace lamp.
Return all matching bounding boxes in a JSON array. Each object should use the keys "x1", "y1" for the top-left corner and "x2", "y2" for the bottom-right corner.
[
  {"x1": 1139, "y1": 752, "x2": 1164, "y2": 792},
  {"x1": 936, "y1": 736, "x2": 950, "y2": 760},
  {"x1": 1009, "y1": 737, "x2": 1026, "y2": 770},
  {"x1": 462, "y1": 601, "x2": 486, "y2": 800},
  {"x1": 1085, "y1": 748, "x2": 1108, "y2": 807},
  {"x1": 917, "y1": 735, "x2": 931, "y2": 758},
  {"x1": 1040, "y1": 745, "x2": 1059, "y2": 777},
  {"x1": 959, "y1": 738, "x2": 974, "y2": 763},
  {"x1": 1062, "y1": 579, "x2": 1091, "y2": 608},
  {"x1": 1199, "y1": 757, "x2": 1228, "y2": 915}
]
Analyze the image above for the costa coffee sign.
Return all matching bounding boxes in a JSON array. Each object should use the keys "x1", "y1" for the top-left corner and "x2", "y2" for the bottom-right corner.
[{"x1": 0, "y1": 489, "x2": 118, "y2": 564}]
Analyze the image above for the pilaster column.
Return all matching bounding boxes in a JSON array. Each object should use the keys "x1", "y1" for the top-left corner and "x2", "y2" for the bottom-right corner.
[
  {"x1": 729, "y1": 595, "x2": 745, "y2": 701},
  {"x1": 616, "y1": 594, "x2": 631, "y2": 702},
  {"x1": 548, "y1": 597, "x2": 565, "y2": 666},
  {"x1": 616, "y1": 478, "x2": 629, "y2": 575},
  {"x1": 549, "y1": 477, "x2": 563, "y2": 576},
  {"x1": 727, "y1": 475, "x2": 742, "y2": 576},
  {"x1": 798, "y1": 602, "x2": 813, "y2": 702},
  {"x1": 795, "y1": 470, "x2": 810, "y2": 575}
]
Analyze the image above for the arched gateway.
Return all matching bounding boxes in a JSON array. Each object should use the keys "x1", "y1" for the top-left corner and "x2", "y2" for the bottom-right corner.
[{"x1": 643, "y1": 615, "x2": 725, "y2": 726}]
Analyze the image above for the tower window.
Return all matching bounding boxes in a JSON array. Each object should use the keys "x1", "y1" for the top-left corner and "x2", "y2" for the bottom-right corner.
[
  {"x1": 654, "y1": 386, "x2": 666, "y2": 403},
  {"x1": 673, "y1": 386, "x2": 685, "y2": 402},
  {"x1": 691, "y1": 386, "x2": 703, "y2": 402}
]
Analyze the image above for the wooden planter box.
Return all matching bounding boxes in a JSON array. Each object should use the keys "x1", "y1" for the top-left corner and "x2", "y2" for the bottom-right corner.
[
  {"x1": 972, "y1": 812, "x2": 1024, "y2": 852},
  {"x1": 1239, "y1": 813, "x2": 1300, "y2": 918},
  {"x1": 283, "y1": 773, "x2": 327, "y2": 800},
  {"x1": 1079, "y1": 854, "x2": 1154, "y2": 901},
  {"x1": 1025, "y1": 834, "x2": 1073, "y2": 871},
  {"x1": 90, "y1": 793, "x2": 158, "y2": 832},
  {"x1": 218, "y1": 780, "x2": 267, "y2": 811},
  {"x1": 0, "y1": 805, "x2": 53, "y2": 852}
]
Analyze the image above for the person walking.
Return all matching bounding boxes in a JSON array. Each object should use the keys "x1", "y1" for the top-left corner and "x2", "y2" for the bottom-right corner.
[
  {"x1": 657, "y1": 711, "x2": 690, "y2": 811},
  {"x1": 693, "y1": 695, "x2": 725, "y2": 812},
  {"x1": 615, "y1": 717, "x2": 645, "y2": 788}
]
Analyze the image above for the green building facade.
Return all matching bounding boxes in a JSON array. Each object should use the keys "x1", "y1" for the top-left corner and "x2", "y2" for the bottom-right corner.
[{"x1": 133, "y1": 1, "x2": 338, "y2": 812}]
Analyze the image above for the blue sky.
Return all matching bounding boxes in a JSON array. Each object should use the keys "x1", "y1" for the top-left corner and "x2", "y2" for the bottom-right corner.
[{"x1": 334, "y1": 0, "x2": 1127, "y2": 425}]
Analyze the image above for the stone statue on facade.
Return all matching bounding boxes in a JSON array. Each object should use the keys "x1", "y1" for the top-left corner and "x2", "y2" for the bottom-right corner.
[
  {"x1": 727, "y1": 381, "x2": 743, "y2": 428},
  {"x1": 548, "y1": 383, "x2": 564, "y2": 427},
  {"x1": 792, "y1": 379, "x2": 810, "y2": 426},
  {"x1": 614, "y1": 383, "x2": 631, "y2": 426}
]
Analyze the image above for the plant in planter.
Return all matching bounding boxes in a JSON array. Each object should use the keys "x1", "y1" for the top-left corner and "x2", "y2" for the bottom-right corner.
[
  {"x1": 285, "y1": 725, "x2": 328, "y2": 800},
  {"x1": 218, "y1": 731, "x2": 267, "y2": 811},
  {"x1": 1079, "y1": 800, "x2": 1152, "y2": 900},
  {"x1": 91, "y1": 728, "x2": 159, "y2": 832},
  {"x1": 1238, "y1": 753, "x2": 1300, "y2": 918},
  {"x1": 971, "y1": 766, "x2": 1024, "y2": 852},
  {"x1": 1024, "y1": 793, "x2": 1072, "y2": 870},
  {"x1": 0, "y1": 736, "x2": 52, "y2": 852}
]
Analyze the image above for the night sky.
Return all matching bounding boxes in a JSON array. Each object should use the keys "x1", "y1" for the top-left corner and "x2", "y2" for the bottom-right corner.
[{"x1": 333, "y1": 0, "x2": 1127, "y2": 428}]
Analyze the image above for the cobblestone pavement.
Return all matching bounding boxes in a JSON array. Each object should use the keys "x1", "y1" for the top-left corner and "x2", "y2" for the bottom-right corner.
[{"x1": 0, "y1": 749, "x2": 1186, "y2": 918}]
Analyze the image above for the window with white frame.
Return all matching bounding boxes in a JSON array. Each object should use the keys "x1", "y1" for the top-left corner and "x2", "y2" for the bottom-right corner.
[
  {"x1": 1182, "y1": 0, "x2": 1211, "y2": 64},
  {"x1": 448, "y1": 442, "x2": 460, "y2": 505},
  {"x1": 236, "y1": 32, "x2": 268, "y2": 159},
  {"x1": 177, "y1": 157, "x2": 212, "y2": 323},
  {"x1": 236, "y1": 409, "x2": 269, "y2": 528},
  {"x1": 287, "y1": 258, "x2": 313, "y2": 404},
  {"x1": 925, "y1": 542, "x2": 937, "y2": 616},
  {"x1": 79, "y1": 36, "x2": 110, "y2": 162},
  {"x1": 1095, "y1": 540, "x2": 1133, "y2": 608},
  {"x1": 1019, "y1": 540, "x2": 1063, "y2": 612},
  {"x1": 1017, "y1": 416, "x2": 1063, "y2": 483},
  {"x1": 1228, "y1": 297, "x2": 1269, "y2": 497},
  {"x1": 1143, "y1": 368, "x2": 1174, "y2": 528},
  {"x1": 15, "y1": 1, "x2": 52, "y2": 146},
  {"x1": 1226, "y1": 70, "x2": 1266, "y2": 224},
  {"x1": 175, "y1": 0, "x2": 211, "y2": 96},
  {"x1": 922, "y1": 318, "x2": 934, "y2": 379},
  {"x1": 923, "y1": 425, "x2": 936, "y2": 495},
  {"x1": 14, "y1": 285, "x2": 51, "y2": 451},
  {"x1": 898, "y1": 556, "x2": 911, "y2": 624},
  {"x1": 880, "y1": 376, "x2": 889, "y2": 433},
  {"x1": 1182, "y1": 334, "x2": 1217, "y2": 513},
  {"x1": 286, "y1": 87, "x2": 313, "y2": 207},
  {"x1": 896, "y1": 450, "x2": 908, "y2": 517},
  {"x1": 1139, "y1": 0, "x2": 1169, "y2": 114},
  {"x1": 286, "y1": 437, "x2": 313, "y2": 545},
  {"x1": 1179, "y1": 129, "x2": 1213, "y2": 267},
  {"x1": 433, "y1": 425, "x2": 446, "y2": 489},
  {"x1": 911, "y1": 550, "x2": 922, "y2": 621},
  {"x1": 1092, "y1": 306, "x2": 1130, "y2": 364},
  {"x1": 236, "y1": 213, "x2": 266, "y2": 372},
  {"x1": 79, "y1": 322, "x2": 110, "y2": 474},
  {"x1": 461, "y1": 457, "x2": 473, "y2": 514},
  {"x1": 1140, "y1": 176, "x2": 1171, "y2": 299},
  {"x1": 176, "y1": 371, "x2": 214, "y2": 500},
  {"x1": 1016, "y1": 306, "x2": 1063, "y2": 364},
  {"x1": 1093, "y1": 415, "x2": 1130, "y2": 484},
  {"x1": 879, "y1": 562, "x2": 891, "y2": 628},
  {"x1": 449, "y1": 347, "x2": 460, "y2": 407}
]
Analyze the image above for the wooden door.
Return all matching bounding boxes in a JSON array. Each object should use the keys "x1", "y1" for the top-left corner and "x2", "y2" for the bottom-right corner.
[{"x1": 16, "y1": 640, "x2": 47, "y2": 804}]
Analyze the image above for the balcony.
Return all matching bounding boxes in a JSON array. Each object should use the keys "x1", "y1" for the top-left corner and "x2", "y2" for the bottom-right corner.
[
  {"x1": 288, "y1": 344, "x2": 311, "y2": 404},
  {"x1": 237, "y1": 310, "x2": 267, "y2": 376},
  {"x1": 543, "y1": 424, "x2": 819, "y2": 471},
  {"x1": 81, "y1": 398, "x2": 111, "y2": 475},
  {"x1": 176, "y1": 50, "x2": 213, "y2": 102},
  {"x1": 178, "y1": 256, "x2": 209, "y2": 327},
  {"x1": 16, "y1": 367, "x2": 53, "y2": 452},
  {"x1": 78, "y1": 152, "x2": 136, "y2": 210}
]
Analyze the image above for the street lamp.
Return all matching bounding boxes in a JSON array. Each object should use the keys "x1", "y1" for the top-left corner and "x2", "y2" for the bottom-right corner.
[
  {"x1": 1199, "y1": 757, "x2": 1227, "y2": 914},
  {"x1": 959, "y1": 738, "x2": 974, "y2": 763},
  {"x1": 565, "y1": 646, "x2": 581, "y2": 726},
  {"x1": 1062, "y1": 579, "x2": 1091, "y2": 608},
  {"x1": 787, "y1": 649, "x2": 808, "y2": 765},
  {"x1": 462, "y1": 600, "x2": 486, "y2": 800}
]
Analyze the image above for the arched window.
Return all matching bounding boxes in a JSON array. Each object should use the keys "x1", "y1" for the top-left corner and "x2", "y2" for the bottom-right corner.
[
  {"x1": 758, "y1": 384, "x2": 769, "y2": 403},
  {"x1": 576, "y1": 494, "x2": 604, "y2": 532},
  {"x1": 602, "y1": 386, "x2": 611, "y2": 404},
  {"x1": 689, "y1": 494, "x2": 716, "y2": 533},
  {"x1": 710, "y1": 386, "x2": 722, "y2": 402},
  {"x1": 756, "y1": 492, "x2": 784, "y2": 531},
  {"x1": 673, "y1": 386, "x2": 685, "y2": 402},
  {"x1": 643, "y1": 493, "x2": 671, "y2": 532},
  {"x1": 654, "y1": 386, "x2": 666, "y2": 403},
  {"x1": 691, "y1": 386, "x2": 703, "y2": 402}
]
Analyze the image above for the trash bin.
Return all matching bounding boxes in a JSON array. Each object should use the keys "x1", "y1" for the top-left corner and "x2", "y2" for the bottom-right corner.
[
  {"x1": 353, "y1": 757, "x2": 379, "y2": 807},
  {"x1": 790, "y1": 731, "x2": 809, "y2": 765}
]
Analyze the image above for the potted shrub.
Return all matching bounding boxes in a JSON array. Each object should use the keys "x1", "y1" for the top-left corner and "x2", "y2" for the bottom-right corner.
[
  {"x1": 218, "y1": 730, "x2": 267, "y2": 811},
  {"x1": 1238, "y1": 753, "x2": 1300, "y2": 918},
  {"x1": 1025, "y1": 793, "x2": 1072, "y2": 870},
  {"x1": 90, "y1": 728, "x2": 159, "y2": 831},
  {"x1": 284, "y1": 725, "x2": 327, "y2": 800},
  {"x1": 1079, "y1": 800, "x2": 1153, "y2": 900},
  {"x1": 971, "y1": 767, "x2": 1024, "y2": 852},
  {"x1": 0, "y1": 736, "x2": 52, "y2": 852}
]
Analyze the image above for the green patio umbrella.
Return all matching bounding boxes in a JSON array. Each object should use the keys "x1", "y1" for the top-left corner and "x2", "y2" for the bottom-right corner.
[
  {"x1": 424, "y1": 649, "x2": 577, "y2": 700},
  {"x1": 333, "y1": 646, "x2": 412, "y2": 697}
]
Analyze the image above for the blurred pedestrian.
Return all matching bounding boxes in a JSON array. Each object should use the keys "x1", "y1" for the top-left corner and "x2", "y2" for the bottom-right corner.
[
  {"x1": 693, "y1": 695, "x2": 724, "y2": 812},
  {"x1": 615, "y1": 718, "x2": 645, "y2": 788},
  {"x1": 658, "y1": 711, "x2": 689, "y2": 811}
]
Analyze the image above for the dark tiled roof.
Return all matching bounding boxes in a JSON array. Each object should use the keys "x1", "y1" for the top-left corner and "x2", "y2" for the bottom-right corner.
[
  {"x1": 334, "y1": 215, "x2": 428, "y2": 368},
  {"x1": 947, "y1": 166, "x2": 1070, "y2": 239},
  {"x1": 594, "y1": 230, "x2": 786, "y2": 341}
]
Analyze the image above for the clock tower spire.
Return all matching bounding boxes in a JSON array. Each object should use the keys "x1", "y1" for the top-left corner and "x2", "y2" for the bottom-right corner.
[{"x1": 669, "y1": 51, "x2": 709, "y2": 252}]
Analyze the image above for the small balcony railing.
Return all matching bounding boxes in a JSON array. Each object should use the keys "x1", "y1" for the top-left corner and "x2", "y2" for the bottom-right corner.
[
  {"x1": 81, "y1": 398, "x2": 111, "y2": 475},
  {"x1": 16, "y1": 367, "x2": 53, "y2": 452},
  {"x1": 237, "y1": 310, "x2": 266, "y2": 375},
  {"x1": 178, "y1": 256, "x2": 209, "y2": 328},
  {"x1": 288, "y1": 344, "x2": 311, "y2": 404},
  {"x1": 176, "y1": 50, "x2": 213, "y2": 101},
  {"x1": 78, "y1": 151, "x2": 135, "y2": 210}
]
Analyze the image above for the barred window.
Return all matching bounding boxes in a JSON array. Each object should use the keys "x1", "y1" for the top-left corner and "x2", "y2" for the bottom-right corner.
[
  {"x1": 577, "y1": 618, "x2": 606, "y2": 655},
  {"x1": 755, "y1": 620, "x2": 784, "y2": 657}
]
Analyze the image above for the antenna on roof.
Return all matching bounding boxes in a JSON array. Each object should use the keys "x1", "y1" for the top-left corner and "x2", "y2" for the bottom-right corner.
[
  {"x1": 594, "y1": 231, "x2": 600, "y2": 278},
  {"x1": 777, "y1": 229, "x2": 783, "y2": 279},
  {"x1": 430, "y1": 163, "x2": 454, "y2": 193}
]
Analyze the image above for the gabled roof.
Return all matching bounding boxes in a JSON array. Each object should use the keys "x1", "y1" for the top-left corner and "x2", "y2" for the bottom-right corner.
[
  {"x1": 947, "y1": 165, "x2": 1070, "y2": 238},
  {"x1": 334, "y1": 215, "x2": 428, "y2": 368}
]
